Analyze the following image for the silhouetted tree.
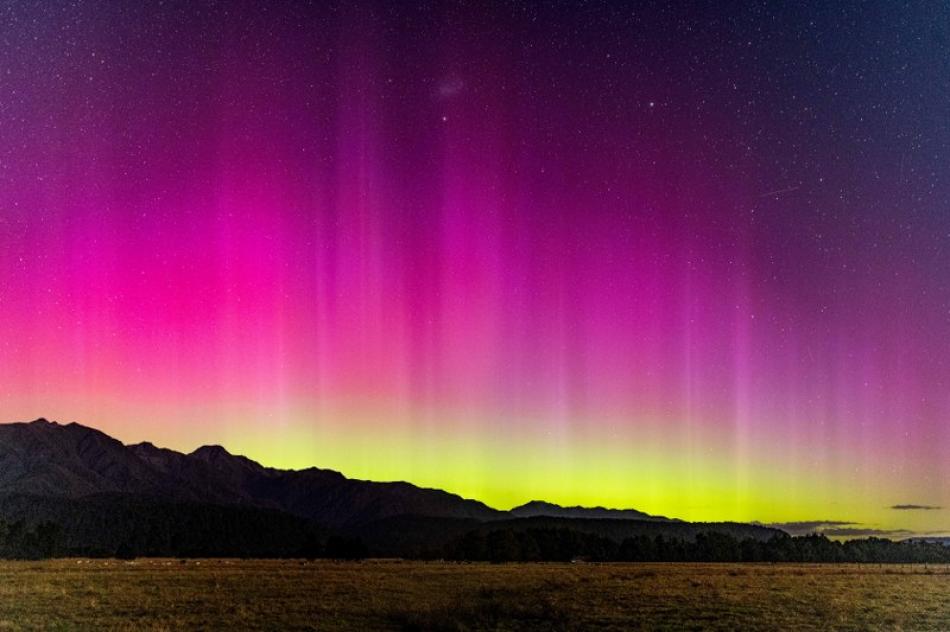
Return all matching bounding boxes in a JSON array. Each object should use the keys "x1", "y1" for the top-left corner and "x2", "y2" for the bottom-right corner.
[
  {"x1": 443, "y1": 526, "x2": 950, "y2": 564},
  {"x1": 115, "y1": 542, "x2": 136, "y2": 561},
  {"x1": 324, "y1": 535, "x2": 367, "y2": 560}
]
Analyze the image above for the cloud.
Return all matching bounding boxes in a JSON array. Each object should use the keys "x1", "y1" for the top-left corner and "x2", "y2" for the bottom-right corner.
[
  {"x1": 766, "y1": 521, "x2": 922, "y2": 539},
  {"x1": 891, "y1": 504, "x2": 942, "y2": 511},
  {"x1": 764, "y1": 518, "x2": 936, "y2": 539},
  {"x1": 821, "y1": 527, "x2": 913, "y2": 538}
]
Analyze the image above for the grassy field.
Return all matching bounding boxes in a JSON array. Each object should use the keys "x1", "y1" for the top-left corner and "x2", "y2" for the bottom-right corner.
[{"x1": 0, "y1": 560, "x2": 947, "y2": 630}]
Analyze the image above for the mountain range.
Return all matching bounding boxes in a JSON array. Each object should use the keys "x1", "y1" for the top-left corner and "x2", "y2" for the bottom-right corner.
[
  {"x1": 510, "y1": 500, "x2": 678, "y2": 521},
  {"x1": 0, "y1": 418, "x2": 784, "y2": 557}
]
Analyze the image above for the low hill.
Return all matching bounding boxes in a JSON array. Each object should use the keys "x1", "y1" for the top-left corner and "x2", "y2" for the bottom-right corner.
[{"x1": 510, "y1": 500, "x2": 675, "y2": 521}]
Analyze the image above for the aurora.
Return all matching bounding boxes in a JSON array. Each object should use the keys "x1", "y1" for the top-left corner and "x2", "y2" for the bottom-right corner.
[{"x1": 1, "y1": 1, "x2": 948, "y2": 538}]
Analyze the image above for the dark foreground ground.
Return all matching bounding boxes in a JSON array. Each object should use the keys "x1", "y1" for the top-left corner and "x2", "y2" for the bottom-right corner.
[{"x1": 0, "y1": 559, "x2": 949, "y2": 630}]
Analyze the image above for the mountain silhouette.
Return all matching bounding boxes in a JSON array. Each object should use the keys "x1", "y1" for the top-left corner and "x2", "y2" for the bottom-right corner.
[
  {"x1": 510, "y1": 500, "x2": 676, "y2": 521},
  {"x1": 0, "y1": 418, "x2": 500, "y2": 527},
  {"x1": 0, "y1": 418, "x2": 783, "y2": 557}
]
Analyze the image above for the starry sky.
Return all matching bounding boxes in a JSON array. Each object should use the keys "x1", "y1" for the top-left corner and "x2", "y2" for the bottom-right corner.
[{"x1": 1, "y1": 1, "x2": 949, "y2": 535}]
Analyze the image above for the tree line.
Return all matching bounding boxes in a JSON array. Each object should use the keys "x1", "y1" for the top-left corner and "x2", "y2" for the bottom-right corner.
[
  {"x1": 0, "y1": 516, "x2": 371, "y2": 560},
  {"x1": 2, "y1": 516, "x2": 949, "y2": 563},
  {"x1": 444, "y1": 528, "x2": 950, "y2": 564},
  {"x1": 0, "y1": 520, "x2": 62, "y2": 559}
]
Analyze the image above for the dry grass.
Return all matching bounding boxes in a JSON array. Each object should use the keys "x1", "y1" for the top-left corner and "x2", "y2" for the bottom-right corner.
[{"x1": 0, "y1": 560, "x2": 946, "y2": 630}]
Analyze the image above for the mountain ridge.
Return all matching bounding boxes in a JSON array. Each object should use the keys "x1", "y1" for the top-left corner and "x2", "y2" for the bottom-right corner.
[
  {"x1": 510, "y1": 500, "x2": 678, "y2": 521},
  {"x1": 0, "y1": 418, "x2": 502, "y2": 527},
  {"x1": 0, "y1": 418, "x2": 786, "y2": 557},
  {"x1": 5, "y1": 418, "x2": 681, "y2": 524}
]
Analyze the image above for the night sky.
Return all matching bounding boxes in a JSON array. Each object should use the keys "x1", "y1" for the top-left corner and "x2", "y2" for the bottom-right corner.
[{"x1": 1, "y1": 1, "x2": 949, "y2": 535}]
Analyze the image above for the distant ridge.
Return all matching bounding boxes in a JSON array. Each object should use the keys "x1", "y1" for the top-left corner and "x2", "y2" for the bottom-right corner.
[{"x1": 510, "y1": 500, "x2": 676, "y2": 522}]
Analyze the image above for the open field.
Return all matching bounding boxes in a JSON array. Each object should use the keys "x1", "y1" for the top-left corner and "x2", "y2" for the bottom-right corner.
[{"x1": 0, "y1": 560, "x2": 948, "y2": 630}]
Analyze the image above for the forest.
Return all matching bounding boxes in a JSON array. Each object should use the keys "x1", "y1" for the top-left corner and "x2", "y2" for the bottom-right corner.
[{"x1": 2, "y1": 516, "x2": 950, "y2": 564}]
